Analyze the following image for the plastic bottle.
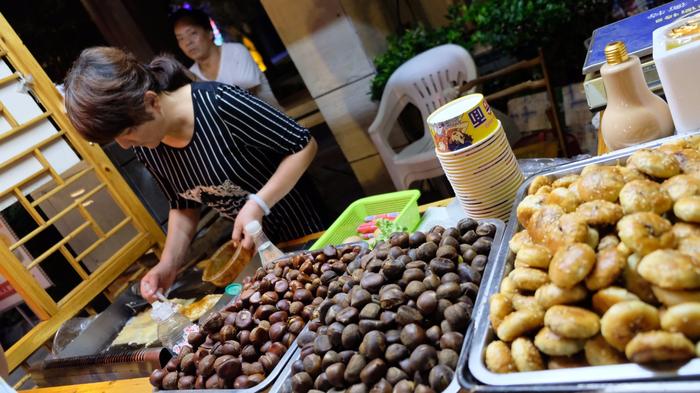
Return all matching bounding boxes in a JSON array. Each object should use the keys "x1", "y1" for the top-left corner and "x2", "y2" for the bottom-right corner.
[
  {"x1": 150, "y1": 300, "x2": 199, "y2": 355},
  {"x1": 244, "y1": 220, "x2": 284, "y2": 268},
  {"x1": 600, "y1": 41, "x2": 674, "y2": 150},
  {"x1": 198, "y1": 283, "x2": 243, "y2": 324}
]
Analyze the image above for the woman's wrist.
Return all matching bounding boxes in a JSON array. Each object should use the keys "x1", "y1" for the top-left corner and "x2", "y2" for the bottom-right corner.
[
  {"x1": 248, "y1": 193, "x2": 271, "y2": 216},
  {"x1": 158, "y1": 255, "x2": 181, "y2": 270}
]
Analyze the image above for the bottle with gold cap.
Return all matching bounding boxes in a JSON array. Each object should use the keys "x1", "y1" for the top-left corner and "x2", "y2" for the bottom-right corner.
[{"x1": 600, "y1": 41, "x2": 674, "y2": 150}]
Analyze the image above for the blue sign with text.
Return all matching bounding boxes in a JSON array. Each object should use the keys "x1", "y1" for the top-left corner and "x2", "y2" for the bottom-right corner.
[{"x1": 583, "y1": 0, "x2": 700, "y2": 74}]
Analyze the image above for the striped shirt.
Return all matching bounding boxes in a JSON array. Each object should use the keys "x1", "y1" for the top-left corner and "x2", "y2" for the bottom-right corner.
[{"x1": 133, "y1": 82, "x2": 323, "y2": 242}]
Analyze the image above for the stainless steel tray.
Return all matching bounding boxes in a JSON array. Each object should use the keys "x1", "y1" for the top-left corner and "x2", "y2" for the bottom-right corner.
[
  {"x1": 159, "y1": 243, "x2": 370, "y2": 393},
  {"x1": 160, "y1": 338, "x2": 299, "y2": 393},
  {"x1": 461, "y1": 133, "x2": 700, "y2": 391},
  {"x1": 271, "y1": 219, "x2": 506, "y2": 393},
  {"x1": 273, "y1": 341, "x2": 465, "y2": 393}
]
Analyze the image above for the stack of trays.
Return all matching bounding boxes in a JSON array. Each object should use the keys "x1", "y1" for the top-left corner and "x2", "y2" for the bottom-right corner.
[{"x1": 428, "y1": 94, "x2": 524, "y2": 220}]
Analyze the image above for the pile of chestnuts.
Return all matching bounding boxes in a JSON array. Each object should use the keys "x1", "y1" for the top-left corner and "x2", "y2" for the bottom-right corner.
[
  {"x1": 149, "y1": 243, "x2": 367, "y2": 390},
  {"x1": 288, "y1": 219, "x2": 496, "y2": 393}
]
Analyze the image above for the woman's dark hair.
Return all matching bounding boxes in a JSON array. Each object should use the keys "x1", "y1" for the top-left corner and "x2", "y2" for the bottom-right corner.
[
  {"x1": 170, "y1": 8, "x2": 212, "y2": 32},
  {"x1": 64, "y1": 47, "x2": 195, "y2": 143}
]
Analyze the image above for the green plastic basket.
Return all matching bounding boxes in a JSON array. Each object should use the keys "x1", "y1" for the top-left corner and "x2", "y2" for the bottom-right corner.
[{"x1": 310, "y1": 190, "x2": 421, "y2": 250}]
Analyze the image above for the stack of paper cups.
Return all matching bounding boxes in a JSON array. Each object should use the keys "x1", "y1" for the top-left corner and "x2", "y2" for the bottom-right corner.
[{"x1": 427, "y1": 94, "x2": 523, "y2": 220}]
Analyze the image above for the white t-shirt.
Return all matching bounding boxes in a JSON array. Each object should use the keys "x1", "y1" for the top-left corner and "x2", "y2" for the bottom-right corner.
[{"x1": 190, "y1": 42, "x2": 280, "y2": 108}]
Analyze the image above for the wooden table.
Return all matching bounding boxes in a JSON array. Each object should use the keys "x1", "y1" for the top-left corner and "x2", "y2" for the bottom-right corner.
[
  {"x1": 21, "y1": 378, "x2": 151, "y2": 393},
  {"x1": 19, "y1": 198, "x2": 455, "y2": 393}
]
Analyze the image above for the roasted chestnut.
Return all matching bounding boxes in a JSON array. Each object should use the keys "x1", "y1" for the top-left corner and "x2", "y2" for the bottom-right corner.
[
  {"x1": 400, "y1": 323, "x2": 426, "y2": 350},
  {"x1": 269, "y1": 321, "x2": 287, "y2": 341},
  {"x1": 314, "y1": 334, "x2": 333, "y2": 355},
  {"x1": 401, "y1": 268, "x2": 425, "y2": 285},
  {"x1": 361, "y1": 272, "x2": 385, "y2": 293},
  {"x1": 429, "y1": 258, "x2": 456, "y2": 275},
  {"x1": 394, "y1": 380, "x2": 415, "y2": 393},
  {"x1": 385, "y1": 343, "x2": 410, "y2": 364},
  {"x1": 149, "y1": 368, "x2": 166, "y2": 388},
  {"x1": 322, "y1": 350, "x2": 342, "y2": 370},
  {"x1": 327, "y1": 322, "x2": 345, "y2": 347},
  {"x1": 234, "y1": 375, "x2": 254, "y2": 388},
  {"x1": 359, "y1": 330, "x2": 386, "y2": 359},
  {"x1": 475, "y1": 222, "x2": 496, "y2": 237},
  {"x1": 235, "y1": 310, "x2": 254, "y2": 330},
  {"x1": 460, "y1": 230, "x2": 478, "y2": 245},
  {"x1": 342, "y1": 323, "x2": 363, "y2": 349},
  {"x1": 326, "y1": 362, "x2": 346, "y2": 388},
  {"x1": 202, "y1": 312, "x2": 224, "y2": 333},
  {"x1": 360, "y1": 303, "x2": 382, "y2": 320},
  {"x1": 336, "y1": 307, "x2": 360, "y2": 324},
  {"x1": 177, "y1": 375, "x2": 195, "y2": 390},
  {"x1": 416, "y1": 242, "x2": 438, "y2": 261},
  {"x1": 187, "y1": 331, "x2": 206, "y2": 347},
  {"x1": 389, "y1": 232, "x2": 410, "y2": 248},
  {"x1": 426, "y1": 325, "x2": 442, "y2": 343},
  {"x1": 180, "y1": 353, "x2": 196, "y2": 374},
  {"x1": 472, "y1": 237, "x2": 492, "y2": 255},
  {"x1": 293, "y1": 288, "x2": 313, "y2": 303},
  {"x1": 438, "y1": 349, "x2": 459, "y2": 369},
  {"x1": 241, "y1": 345, "x2": 258, "y2": 362},
  {"x1": 345, "y1": 353, "x2": 367, "y2": 383},
  {"x1": 404, "y1": 281, "x2": 426, "y2": 300},
  {"x1": 440, "y1": 332, "x2": 464, "y2": 351},
  {"x1": 220, "y1": 324, "x2": 236, "y2": 342},
  {"x1": 162, "y1": 371, "x2": 179, "y2": 390},
  {"x1": 217, "y1": 357, "x2": 242, "y2": 381},
  {"x1": 379, "y1": 287, "x2": 406, "y2": 310},
  {"x1": 249, "y1": 326, "x2": 269, "y2": 346},
  {"x1": 457, "y1": 218, "x2": 478, "y2": 234},
  {"x1": 303, "y1": 353, "x2": 323, "y2": 377},
  {"x1": 423, "y1": 274, "x2": 441, "y2": 290},
  {"x1": 381, "y1": 258, "x2": 405, "y2": 280},
  {"x1": 429, "y1": 364, "x2": 454, "y2": 391},
  {"x1": 410, "y1": 344, "x2": 438, "y2": 372},
  {"x1": 360, "y1": 358, "x2": 387, "y2": 385},
  {"x1": 444, "y1": 303, "x2": 470, "y2": 330},
  {"x1": 436, "y1": 282, "x2": 461, "y2": 301},
  {"x1": 435, "y1": 245, "x2": 458, "y2": 261},
  {"x1": 386, "y1": 366, "x2": 408, "y2": 385},
  {"x1": 471, "y1": 254, "x2": 488, "y2": 272},
  {"x1": 315, "y1": 372, "x2": 332, "y2": 391},
  {"x1": 395, "y1": 306, "x2": 422, "y2": 326},
  {"x1": 409, "y1": 232, "x2": 427, "y2": 248}
]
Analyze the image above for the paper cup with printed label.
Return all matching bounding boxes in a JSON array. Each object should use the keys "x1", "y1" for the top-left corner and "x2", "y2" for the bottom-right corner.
[{"x1": 427, "y1": 94, "x2": 499, "y2": 153}]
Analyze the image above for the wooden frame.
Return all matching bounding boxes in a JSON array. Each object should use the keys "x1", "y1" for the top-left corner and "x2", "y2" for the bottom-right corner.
[{"x1": 0, "y1": 13, "x2": 165, "y2": 372}]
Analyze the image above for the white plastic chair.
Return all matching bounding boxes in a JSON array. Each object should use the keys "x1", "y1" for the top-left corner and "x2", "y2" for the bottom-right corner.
[{"x1": 369, "y1": 44, "x2": 478, "y2": 190}]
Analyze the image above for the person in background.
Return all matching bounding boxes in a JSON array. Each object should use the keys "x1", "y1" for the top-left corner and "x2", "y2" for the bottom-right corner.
[
  {"x1": 63, "y1": 47, "x2": 324, "y2": 302},
  {"x1": 171, "y1": 8, "x2": 281, "y2": 109},
  {"x1": 0, "y1": 344, "x2": 8, "y2": 379}
]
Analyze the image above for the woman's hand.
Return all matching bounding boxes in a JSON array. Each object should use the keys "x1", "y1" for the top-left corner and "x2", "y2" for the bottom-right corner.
[
  {"x1": 232, "y1": 199, "x2": 265, "y2": 250},
  {"x1": 139, "y1": 208, "x2": 200, "y2": 302},
  {"x1": 140, "y1": 262, "x2": 177, "y2": 303}
]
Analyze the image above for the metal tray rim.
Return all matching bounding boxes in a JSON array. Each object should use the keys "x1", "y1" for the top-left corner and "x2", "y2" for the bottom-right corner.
[{"x1": 463, "y1": 132, "x2": 700, "y2": 391}]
